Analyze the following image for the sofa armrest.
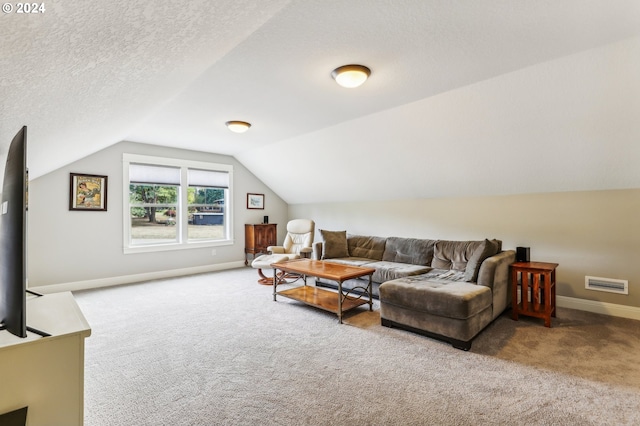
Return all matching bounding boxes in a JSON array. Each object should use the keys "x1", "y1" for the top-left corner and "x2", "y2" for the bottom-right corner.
[
  {"x1": 268, "y1": 246, "x2": 285, "y2": 254},
  {"x1": 477, "y1": 250, "x2": 516, "y2": 319},
  {"x1": 313, "y1": 241, "x2": 323, "y2": 260}
]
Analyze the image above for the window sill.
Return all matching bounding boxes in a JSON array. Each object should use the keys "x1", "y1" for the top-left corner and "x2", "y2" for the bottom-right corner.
[{"x1": 123, "y1": 239, "x2": 234, "y2": 254}]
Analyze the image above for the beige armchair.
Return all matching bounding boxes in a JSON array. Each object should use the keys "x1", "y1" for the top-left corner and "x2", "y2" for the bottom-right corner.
[{"x1": 251, "y1": 219, "x2": 315, "y2": 284}]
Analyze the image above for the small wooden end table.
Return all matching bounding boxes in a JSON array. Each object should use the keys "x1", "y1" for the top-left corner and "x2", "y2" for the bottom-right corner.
[
  {"x1": 244, "y1": 223, "x2": 277, "y2": 265},
  {"x1": 510, "y1": 261, "x2": 558, "y2": 327},
  {"x1": 271, "y1": 259, "x2": 375, "y2": 324}
]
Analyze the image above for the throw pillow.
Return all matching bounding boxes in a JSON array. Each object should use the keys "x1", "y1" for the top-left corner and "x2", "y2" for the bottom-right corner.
[
  {"x1": 320, "y1": 230, "x2": 349, "y2": 259},
  {"x1": 463, "y1": 239, "x2": 500, "y2": 282}
]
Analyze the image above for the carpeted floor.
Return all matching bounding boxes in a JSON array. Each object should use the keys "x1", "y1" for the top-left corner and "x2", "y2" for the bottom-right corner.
[{"x1": 74, "y1": 267, "x2": 640, "y2": 425}]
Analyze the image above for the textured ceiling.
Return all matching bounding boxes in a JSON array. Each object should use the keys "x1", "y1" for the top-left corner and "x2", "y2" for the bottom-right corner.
[
  {"x1": 2, "y1": 0, "x2": 640, "y2": 203},
  {"x1": 0, "y1": 0, "x2": 290, "y2": 177}
]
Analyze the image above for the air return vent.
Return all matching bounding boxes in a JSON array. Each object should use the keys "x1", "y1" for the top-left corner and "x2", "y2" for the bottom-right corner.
[{"x1": 585, "y1": 276, "x2": 628, "y2": 295}]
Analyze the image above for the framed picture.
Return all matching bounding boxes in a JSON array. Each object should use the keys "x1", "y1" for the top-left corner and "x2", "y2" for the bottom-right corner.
[
  {"x1": 70, "y1": 173, "x2": 108, "y2": 211},
  {"x1": 247, "y1": 193, "x2": 264, "y2": 210}
]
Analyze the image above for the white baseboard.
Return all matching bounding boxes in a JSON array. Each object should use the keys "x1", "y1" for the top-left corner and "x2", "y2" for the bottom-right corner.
[
  {"x1": 29, "y1": 261, "x2": 246, "y2": 294},
  {"x1": 557, "y1": 295, "x2": 640, "y2": 321}
]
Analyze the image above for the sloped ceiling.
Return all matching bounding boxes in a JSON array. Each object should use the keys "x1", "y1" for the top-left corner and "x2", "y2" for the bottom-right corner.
[{"x1": 2, "y1": 0, "x2": 639, "y2": 203}]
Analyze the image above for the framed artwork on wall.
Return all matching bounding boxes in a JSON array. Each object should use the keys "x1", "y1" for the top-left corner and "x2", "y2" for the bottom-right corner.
[
  {"x1": 69, "y1": 173, "x2": 108, "y2": 211},
  {"x1": 247, "y1": 193, "x2": 264, "y2": 209}
]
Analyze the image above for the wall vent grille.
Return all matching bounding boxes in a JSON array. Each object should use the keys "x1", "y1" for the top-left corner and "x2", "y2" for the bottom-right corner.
[{"x1": 585, "y1": 276, "x2": 628, "y2": 295}]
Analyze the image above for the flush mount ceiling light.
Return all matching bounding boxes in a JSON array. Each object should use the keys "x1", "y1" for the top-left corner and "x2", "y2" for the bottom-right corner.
[
  {"x1": 331, "y1": 64, "x2": 371, "y2": 88},
  {"x1": 225, "y1": 121, "x2": 251, "y2": 133}
]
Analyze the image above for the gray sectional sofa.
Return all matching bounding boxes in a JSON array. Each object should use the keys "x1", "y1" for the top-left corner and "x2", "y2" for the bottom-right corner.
[{"x1": 313, "y1": 231, "x2": 515, "y2": 350}]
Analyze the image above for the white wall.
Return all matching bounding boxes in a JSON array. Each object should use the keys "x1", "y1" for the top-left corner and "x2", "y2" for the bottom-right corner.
[
  {"x1": 290, "y1": 188, "x2": 640, "y2": 308},
  {"x1": 27, "y1": 141, "x2": 288, "y2": 288}
]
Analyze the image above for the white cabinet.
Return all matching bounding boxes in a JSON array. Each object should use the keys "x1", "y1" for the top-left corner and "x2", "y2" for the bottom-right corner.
[{"x1": 0, "y1": 292, "x2": 91, "y2": 426}]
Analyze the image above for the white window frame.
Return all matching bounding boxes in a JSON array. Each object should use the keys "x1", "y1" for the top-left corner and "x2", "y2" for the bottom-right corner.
[{"x1": 123, "y1": 153, "x2": 234, "y2": 254}]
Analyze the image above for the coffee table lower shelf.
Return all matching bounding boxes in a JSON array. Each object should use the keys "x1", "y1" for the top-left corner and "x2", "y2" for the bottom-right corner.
[{"x1": 276, "y1": 286, "x2": 369, "y2": 316}]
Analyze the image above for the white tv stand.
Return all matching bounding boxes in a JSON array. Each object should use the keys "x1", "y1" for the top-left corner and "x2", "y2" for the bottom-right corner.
[{"x1": 0, "y1": 292, "x2": 91, "y2": 426}]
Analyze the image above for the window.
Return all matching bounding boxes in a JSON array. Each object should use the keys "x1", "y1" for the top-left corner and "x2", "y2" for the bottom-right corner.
[
  {"x1": 187, "y1": 169, "x2": 228, "y2": 242},
  {"x1": 123, "y1": 154, "x2": 233, "y2": 253},
  {"x1": 129, "y1": 164, "x2": 180, "y2": 245}
]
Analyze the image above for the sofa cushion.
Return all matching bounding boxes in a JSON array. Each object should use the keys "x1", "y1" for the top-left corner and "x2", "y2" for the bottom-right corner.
[
  {"x1": 431, "y1": 240, "x2": 486, "y2": 271},
  {"x1": 364, "y1": 261, "x2": 431, "y2": 283},
  {"x1": 463, "y1": 239, "x2": 500, "y2": 282},
  {"x1": 323, "y1": 258, "x2": 374, "y2": 267},
  {"x1": 379, "y1": 276, "x2": 492, "y2": 320},
  {"x1": 347, "y1": 234, "x2": 386, "y2": 260},
  {"x1": 420, "y1": 268, "x2": 467, "y2": 282},
  {"x1": 320, "y1": 230, "x2": 349, "y2": 259},
  {"x1": 382, "y1": 237, "x2": 436, "y2": 266}
]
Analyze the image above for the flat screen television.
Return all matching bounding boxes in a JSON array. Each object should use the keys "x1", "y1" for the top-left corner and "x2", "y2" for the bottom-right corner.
[{"x1": 0, "y1": 126, "x2": 28, "y2": 338}]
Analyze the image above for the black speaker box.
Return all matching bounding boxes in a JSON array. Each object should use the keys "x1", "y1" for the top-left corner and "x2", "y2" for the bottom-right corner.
[
  {"x1": 263, "y1": 215, "x2": 269, "y2": 224},
  {"x1": 516, "y1": 247, "x2": 530, "y2": 262}
]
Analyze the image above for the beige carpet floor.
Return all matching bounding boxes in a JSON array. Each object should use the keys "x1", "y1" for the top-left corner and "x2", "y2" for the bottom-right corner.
[{"x1": 74, "y1": 267, "x2": 640, "y2": 425}]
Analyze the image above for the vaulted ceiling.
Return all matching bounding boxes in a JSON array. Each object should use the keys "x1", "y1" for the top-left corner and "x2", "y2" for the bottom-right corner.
[{"x1": 2, "y1": 0, "x2": 639, "y2": 203}]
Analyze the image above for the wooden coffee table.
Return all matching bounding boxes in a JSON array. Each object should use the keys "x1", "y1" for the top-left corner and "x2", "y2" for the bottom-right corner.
[{"x1": 271, "y1": 259, "x2": 375, "y2": 323}]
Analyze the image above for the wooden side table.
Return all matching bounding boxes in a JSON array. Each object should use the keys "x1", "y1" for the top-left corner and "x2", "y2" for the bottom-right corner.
[
  {"x1": 510, "y1": 261, "x2": 558, "y2": 327},
  {"x1": 244, "y1": 223, "x2": 277, "y2": 265}
]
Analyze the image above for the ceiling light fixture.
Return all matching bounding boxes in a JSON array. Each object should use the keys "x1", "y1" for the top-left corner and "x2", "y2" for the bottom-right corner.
[
  {"x1": 331, "y1": 64, "x2": 371, "y2": 88},
  {"x1": 225, "y1": 121, "x2": 251, "y2": 133}
]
